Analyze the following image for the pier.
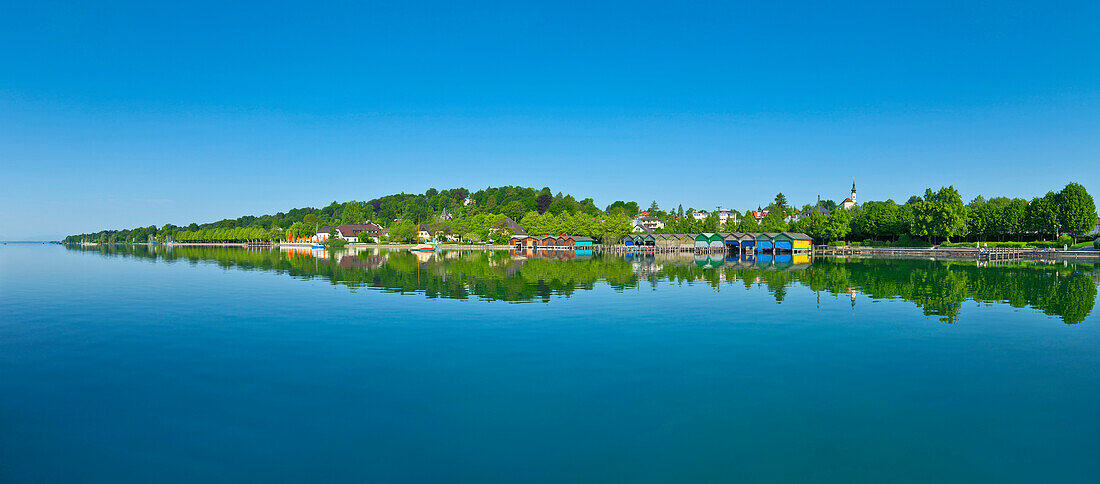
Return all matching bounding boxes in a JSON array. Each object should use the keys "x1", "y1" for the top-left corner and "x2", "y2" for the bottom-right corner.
[{"x1": 813, "y1": 245, "x2": 1099, "y2": 261}]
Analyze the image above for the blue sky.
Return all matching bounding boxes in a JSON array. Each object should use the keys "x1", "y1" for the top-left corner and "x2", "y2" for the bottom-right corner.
[{"x1": 1, "y1": 0, "x2": 1098, "y2": 239}]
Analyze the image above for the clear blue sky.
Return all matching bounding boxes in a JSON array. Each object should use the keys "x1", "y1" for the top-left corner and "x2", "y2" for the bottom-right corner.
[{"x1": 2, "y1": 0, "x2": 1098, "y2": 239}]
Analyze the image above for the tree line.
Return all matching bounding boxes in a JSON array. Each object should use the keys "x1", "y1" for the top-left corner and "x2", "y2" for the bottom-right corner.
[
  {"x1": 647, "y1": 182, "x2": 1095, "y2": 245},
  {"x1": 64, "y1": 185, "x2": 624, "y2": 244},
  {"x1": 64, "y1": 182, "x2": 1096, "y2": 246},
  {"x1": 791, "y1": 183, "x2": 1097, "y2": 244}
]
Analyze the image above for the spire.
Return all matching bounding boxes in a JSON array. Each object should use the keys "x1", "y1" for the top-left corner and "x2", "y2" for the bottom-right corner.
[{"x1": 851, "y1": 180, "x2": 856, "y2": 193}]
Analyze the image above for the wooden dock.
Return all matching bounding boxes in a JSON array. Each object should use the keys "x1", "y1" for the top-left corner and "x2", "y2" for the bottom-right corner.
[
  {"x1": 594, "y1": 244, "x2": 812, "y2": 256},
  {"x1": 812, "y1": 245, "x2": 1091, "y2": 261}
]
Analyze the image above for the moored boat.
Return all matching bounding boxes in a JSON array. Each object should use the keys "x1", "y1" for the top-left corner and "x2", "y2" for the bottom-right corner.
[{"x1": 410, "y1": 244, "x2": 436, "y2": 252}]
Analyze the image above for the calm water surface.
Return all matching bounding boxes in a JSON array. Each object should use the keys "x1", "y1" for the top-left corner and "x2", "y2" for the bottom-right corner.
[{"x1": 2, "y1": 244, "x2": 1099, "y2": 482}]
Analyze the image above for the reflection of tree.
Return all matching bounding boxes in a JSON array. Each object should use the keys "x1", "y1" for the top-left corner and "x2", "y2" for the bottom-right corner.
[
  {"x1": 1039, "y1": 274, "x2": 1097, "y2": 324},
  {"x1": 70, "y1": 245, "x2": 1099, "y2": 323},
  {"x1": 902, "y1": 269, "x2": 968, "y2": 323}
]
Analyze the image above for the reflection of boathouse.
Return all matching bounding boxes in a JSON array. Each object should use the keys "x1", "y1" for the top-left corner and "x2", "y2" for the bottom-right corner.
[{"x1": 509, "y1": 235, "x2": 595, "y2": 251}]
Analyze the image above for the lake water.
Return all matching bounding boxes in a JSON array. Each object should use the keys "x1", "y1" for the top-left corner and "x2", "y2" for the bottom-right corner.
[{"x1": 2, "y1": 244, "x2": 1099, "y2": 482}]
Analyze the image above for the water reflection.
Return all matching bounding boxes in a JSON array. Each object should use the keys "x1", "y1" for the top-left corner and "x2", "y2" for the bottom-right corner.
[{"x1": 69, "y1": 245, "x2": 1099, "y2": 324}]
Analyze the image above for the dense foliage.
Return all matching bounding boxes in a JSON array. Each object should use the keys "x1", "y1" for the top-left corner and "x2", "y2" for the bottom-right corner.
[
  {"x1": 789, "y1": 183, "x2": 1096, "y2": 244},
  {"x1": 63, "y1": 185, "x2": 614, "y2": 244},
  {"x1": 63, "y1": 182, "x2": 1096, "y2": 246}
]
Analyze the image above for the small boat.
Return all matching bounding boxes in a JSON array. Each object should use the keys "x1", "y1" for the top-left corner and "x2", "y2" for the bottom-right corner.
[
  {"x1": 410, "y1": 244, "x2": 436, "y2": 252},
  {"x1": 311, "y1": 244, "x2": 326, "y2": 249}
]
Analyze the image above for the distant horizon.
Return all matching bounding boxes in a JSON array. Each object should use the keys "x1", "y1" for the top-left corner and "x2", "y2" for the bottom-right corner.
[{"x1": 3, "y1": 1, "x2": 1098, "y2": 240}]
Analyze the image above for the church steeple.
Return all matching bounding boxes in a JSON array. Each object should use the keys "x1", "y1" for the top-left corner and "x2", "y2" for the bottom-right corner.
[{"x1": 850, "y1": 181, "x2": 856, "y2": 202}]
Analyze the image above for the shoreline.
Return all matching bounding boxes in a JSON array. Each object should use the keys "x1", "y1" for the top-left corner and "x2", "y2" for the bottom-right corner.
[
  {"x1": 814, "y1": 245, "x2": 1099, "y2": 260},
  {"x1": 59, "y1": 242, "x2": 1100, "y2": 260}
]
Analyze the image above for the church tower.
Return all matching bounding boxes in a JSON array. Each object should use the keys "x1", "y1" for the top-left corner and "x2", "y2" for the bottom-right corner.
[{"x1": 842, "y1": 181, "x2": 857, "y2": 209}]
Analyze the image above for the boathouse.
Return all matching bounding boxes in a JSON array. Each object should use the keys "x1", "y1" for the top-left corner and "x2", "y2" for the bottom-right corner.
[
  {"x1": 738, "y1": 233, "x2": 757, "y2": 252},
  {"x1": 677, "y1": 234, "x2": 695, "y2": 249},
  {"x1": 772, "y1": 233, "x2": 795, "y2": 252},
  {"x1": 755, "y1": 233, "x2": 775, "y2": 252},
  {"x1": 722, "y1": 232, "x2": 741, "y2": 250},
  {"x1": 573, "y1": 236, "x2": 594, "y2": 248},
  {"x1": 707, "y1": 233, "x2": 724, "y2": 249},
  {"x1": 655, "y1": 234, "x2": 675, "y2": 249},
  {"x1": 787, "y1": 232, "x2": 812, "y2": 251},
  {"x1": 694, "y1": 233, "x2": 713, "y2": 248}
]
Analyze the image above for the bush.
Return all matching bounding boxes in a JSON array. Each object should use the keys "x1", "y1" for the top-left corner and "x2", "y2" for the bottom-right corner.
[
  {"x1": 1094, "y1": 238, "x2": 1100, "y2": 249},
  {"x1": 895, "y1": 235, "x2": 933, "y2": 247},
  {"x1": 1056, "y1": 234, "x2": 1074, "y2": 247},
  {"x1": 941, "y1": 241, "x2": 1028, "y2": 248},
  {"x1": 325, "y1": 238, "x2": 348, "y2": 248}
]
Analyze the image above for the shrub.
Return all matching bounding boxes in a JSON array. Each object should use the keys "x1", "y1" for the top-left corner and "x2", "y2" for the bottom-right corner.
[
  {"x1": 941, "y1": 241, "x2": 1027, "y2": 248},
  {"x1": 1094, "y1": 238, "x2": 1100, "y2": 249},
  {"x1": 325, "y1": 238, "x2": 348, "y2": 248},
  {"x1": 1056, "y1": 234, "x2": 1074, "y2": 247}
]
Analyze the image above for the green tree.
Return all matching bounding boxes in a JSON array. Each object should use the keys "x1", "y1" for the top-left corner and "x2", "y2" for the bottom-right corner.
[
  {"x1": 1055, "y1": 182, "x2": 1097, "y2": 241},
  {"x1": 819, "y1": 210, "x2": 851, "y2": 242},
  {"x1": 1026, "y1": 192, "x2": 1059, "y2": 240},
  {"x1": 760, "y1": 212, "x2": 787, "y2": 232},
  {"x1": 387, "y1": 220, "x2": 418, "y2": 243},
  {"x1": 912, "y1": 186, "x2": 967, "y2": 243},
  {"x1": 339, "y1": 202, "x2": 363, "y2": 224},
  {"x1": 737, "y1": 212, "x2": 761, "y2": 233},
  {"x1": 772, "y1": 193, "x2": 789, "y2": 214},
  {"x1": 605, "y1": 200, "x2": 640, "y2": 217}
]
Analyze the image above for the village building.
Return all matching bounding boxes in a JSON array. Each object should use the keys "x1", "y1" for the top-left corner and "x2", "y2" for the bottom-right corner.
[
  {"x1": 749, "y1": 209, "x2": 769, "y2": 222},
  {"x1": 336, "y1": 223, "x2": 385, "y2": 241},
  {"x1": 789, "y1": 205, "x2": 831, "y2": 223},
  {"x1": 717, "y1": 210, "x2": 739, "y2": 226},
  {"x1": 497, "y1": 216, "x2": 527, "y2": 236},
  {"x1": 314, "y1": 223, "x2": 387, "y2": 243},
  {"x1": 632, "y1": 216, "x2": 665, "y2": 232},
  {"x1": 841, "y1": 182, "x2": 857, "y2": 209}
]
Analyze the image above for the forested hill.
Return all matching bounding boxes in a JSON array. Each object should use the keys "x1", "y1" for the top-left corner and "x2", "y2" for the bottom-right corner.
[{"x1": 63, "y1": 186, "x2": 621, "y2": 243}]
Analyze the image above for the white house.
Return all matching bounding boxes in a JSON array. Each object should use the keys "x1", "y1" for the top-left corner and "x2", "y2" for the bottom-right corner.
[
  {"x1": 717, "y1": 210, "x2": 739, "y2": 226},
  {"x1": 632, "y1": 216, "x2": 665, "y2": 232}
]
